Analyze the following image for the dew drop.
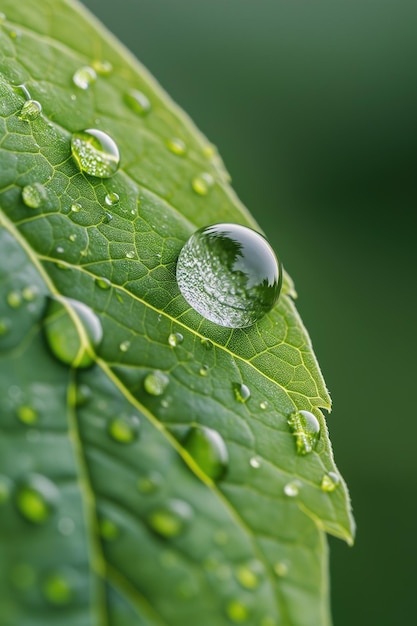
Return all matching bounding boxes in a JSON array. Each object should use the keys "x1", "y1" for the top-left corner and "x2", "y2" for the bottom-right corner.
[
  {"x1": 137, "y1": 471, "x2": 162, "y2": 494},
  {"x1": 166, "y1": 137, "x2": 187, "y2": 156},
  {"x1": 321, "y1": 471, "x2": 340, "y2": 492},
  {"x1": 22, "y1": 183, "x2": 47, "y2": 208},
  {"x1": 125, "y1": 250, "x2": 136, "y2": 259},
  {"x1": 0, "y1": 318, "x2": 10, "y2": 335},
  {"x1": 108, "y1": 415, "x2": 140, "y2": 444},
  {"x1": 71, "y1": 129, "x2": 120, "y2": 178},
  {"x1": 226, "y1": 600, "x2": 249, "y2": 623},
  {"x1": 0, "y1": 474, "x2": 11, "y2": 504},
  {"x1": 183, "y1": 426, "x2": 228, "y2": 481},
  {"x1": 69, "y1": 233, "x2": 77, "y2": 242},
  {"x1": 287, "y1": 409, "x2": 320, "y2": 455},
  {"x1": 168, "y1": 332, "x2": 183, "y2": 347},
  {"x1": 16, "y1": 404, "x2": 38, "y2": 425},
  {"x1": 284, "y1": 480, "x2": 301, "y2": 498},
  {"x1": 249, "y1": 456, "x2": 261, "y2": 469},
  {"x1": 18, "y1": 99, "x2": 42, "y2": 121},
  {"x1": 94, "y1": 276, "x2": 111, "y2": 290},
  {"x1": 7, "y1": 290, "x2": 22, "y2": 308},
  {"x1": 22, "y1": 286, "x2": 37, "y2": 301},
  {"x1": 71, "y1": 202, "x2": 81, "y2": 213},
  {"x1": 236, "y1": 560, "x2": 262, "y2": 590},
  {"x1": 43, "y1": 296, "x2": 103, "y2": 368},
  {"x1": 147, "y1": 499, "x2": 193, "y2": 538},
  {"x1": 119, "y1": 340, "x2": 131, "y2": 352},
  {"x1": 100, "y1": 518, "x2": 119, "y2": 541},
  {"x1": 176, "y1": 223, "x2": 282, "y2": 328},
  {"x1": 192, "y1": 172, "x2": 214, "y2": 196},
  {"x1": 92, "y1": 59, "x2": 113, "y2": 75},
  {"x1": 200, "y1": 337, "x2": 213, "y2": 350},
  {"x1": 42, "y1": 571, "x2": 72, "y2": 605},
  {"x1": 72, "y1": 65, "x2": 97, "y2": 90},
  {"x1": 73, "y1": 384, "x2": 92, "y2": 407},
  {"x1": 260, "y1": 401, "x2": 268, "y2": 410},
  {"x1": 144, "y1": 370, "x2": 169, "y2": 396},
  {"x1": 56, "y1": 246, "x2": 64, "y2": 254},
  {"x1": 15, "y1": 474, "x2": 59, "y2": 524},
  {"x1": 233, "y1": 383, "x2": 251, "y2": 403},
  {"x1": 124, "y1": 89, "x2": 151, "y2": 115},
  {"x1": 199, "y1": 365, "x2": 209, "y2": 376},
  {"x1": 274, "y1": 561, "x2": 289, "y2": 577},
  {"x1": 105, "y1": 192, "x2": 119, "y2": 206}
]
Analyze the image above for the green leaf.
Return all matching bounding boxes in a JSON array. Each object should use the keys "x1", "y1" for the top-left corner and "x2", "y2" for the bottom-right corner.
[{"x1": 0, "y1": 1, "x2": 354, "y2": 625}]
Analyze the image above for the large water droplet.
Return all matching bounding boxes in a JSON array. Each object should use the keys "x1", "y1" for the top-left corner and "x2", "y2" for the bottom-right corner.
[
  {"x1": 321, "y1": 471, "x2": 340, "y2": 492},
  {"x1": 287, "y1": 409, "x2": 320, "y2": 455},
  {"x1": 233, "y1": 383, "x2": 251, "y2": 403},
  {"x1": 43, "y1": 296, "x2": 103, "y2": 368},
  {"x1": 71, "y1": 129, "x2": 120, "y2": 178},
  {"x1": 125, "y1": 89, "x2": 151, "y2": 115},
  {"x1": 176, "y1": 224, "x2": 282, "y2": 328},
  {"x1": 16, "y1": 404, "x2": 38, "y2": 425},
  {"x1": 147, "y1": 499, "x2": 193, "y2": 538},
  {"x1": 144, "y1": 370, "x2": 169, "y2": 396},
  {"x1": 72, "y1": 66, "x2": 97, "y2": 90},
  {"x1": 15, "y1": 474, "x2": 59, "y2": 524},
  {"x1": 42, "y1": 571, "x2": 72, "y2": 605},
  {"x1": 18, "y1": 99, "x2": 42, "y2": 121},
  {"x1": 226, "y1": 600, "x2": 249, "y2": 623},
  {"x1": 168, "y1": 332, "x2": 183, "y2": 347},
  {"x1": 108, "y1": 415, "x2": 140, "y2": 444},
  {"x1": 166, "y1": 137, "x2": 186, "y2": 156},
  {"x1": 183, "y1": 426, "x2": 228, "y2": 481},
  {"x1": 192, "y1": 172, "x2": 214, "y2": 196},
  {"x1": 22, "y1": 183, "x2": 47, "y2": 208}
]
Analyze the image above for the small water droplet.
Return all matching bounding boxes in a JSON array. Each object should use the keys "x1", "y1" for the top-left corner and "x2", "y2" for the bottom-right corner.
[
  {"x1": 73, "y1": 384, "x2": 92, "y2": 407},
  {"x1": 203, "y1": 144, "x2": 216, "y2": 159},
  {"x1": 94, "y1": 276, "x2": 111, "y2": 290},
  {"x1": 16, "y1": 404, "x2": 38, "y2": 425},
  {"x1": 144, "y1": 370, "x2": 169, "y2": 396},
  {"x1": 236, "y1": 560, "x2": 263, "y2": 590},
  {"x1": 200, "y1": 337, "x2": 213, "y2": 350},
  {"x1": 284, "y1": 480, "x2": 301, "y2": 497},
  {"x1": 125, "y1": 89, "x2": 151, "y2": 115},
  {"x1": 226, "y1": 600, "x2": 249, "y2": 623},
  {"x1": 168, "y1": 332, "x2": 183, "y2": 347},
  {"x1": 42, "y1": 571, "x2": 72, "y2": 605},
  {"x1": 0, "y1": 318, "x2": 10, "y2": 335},
  {"x1": 43, "y1": 296, "x2": 103, "y2": 368},
  {"x1": 15, "y1": 474, "x2": 59, "y2": 524},
  {"x1": 147, "y1": 499, "x2": 193, "y2": 538},
  {"x1": 199, "y1": 365, "x2": 209, "y2": 376},
  {"x1": 71, "y1": 202, "x2": 81, "y2": 213},
  {"x1": 100, "y1": 518, "x2": 119, "y2": 541},
  {"x1": 287, "y1": 409, "x2": 320, "y2": 455},
  {"x1": 249, "y1": 456, "x2": 261, "y2": 469},
  {"x1": 69, "y1": 233, "x2": 77, "y2": 242},
  {"x1": 72, "y1": 66, "x2": 97, "y2": 89},
  {"x1": 176, "y1": 223, "x2": 282, "y2": 328},
  {"x1": 105, "y1": 192, "x2": 119, "y2": 206},
  {"x1": 22, "y1": 286, "x2": 37, "y2": 302},
  {"x1": 92, "y1": 59, "x2": 113, "y2": 75},
  {"x1": 274, "y1": 561, "x2": 289, "y2": 577},
  {"x1": 321, "y1": 471, "x2": 340, "y2": 492},
  {"x1": 166, "y1": 137, "x2": 187, "y2": 156},
  {"x1": 108, "y1": 415, "x2": 140, "y2": 444},
  {"x1": 22, "y1": 183, "x2": 47, "y2": 208},
  {"x1": 56, "y1": 246, "x2": 64, "y2": 254},
  {"x1": 0, "y1": 12, "x2": 6, "y2": 25},
  {"x1": 260, "y1": 401, "x2": 268, "y2": 410},
  {"x1": 102, "y1": 211, "x2": 113, "y2": 224},
  {"x1": 71, "y1": 129, "x2": 120, "y2": 178},
  {"x1": 137, "y1": 471, "x2": 162, "y2": 494},
  {"x1": 119, "y1": 340, "x2": 131, "y2": 352},
  {"x1": 7, "y1": 290, "x2": 22, "y2": 308},
  {"x1": 184, "y1": 426, "x2": 228, "y2": 481},
  {"x1": 8, "y1": 28, "x2": 21, "y2": 40},
  {"x1": 233, "y1": 383, "x2": 251, "y2": 403},
  {"x1": 192, "y1": 172, "x2": 214, "y2": 196},
  {"x1": 18, "y1": 99, "x2": 42, "y2": 121},
  {"x1": 58, "y1": 516, "x2": 75, "y2": 536},
  {"x1": 0, "y1": 475, "x2": 11, "y2": 504},
  {"x1": 125, "y1": 250, "x2": 136, "y2": 259}
]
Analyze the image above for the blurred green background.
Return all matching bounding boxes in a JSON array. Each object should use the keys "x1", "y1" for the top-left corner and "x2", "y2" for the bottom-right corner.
[{"x1": 83, "y1": 1, "x2": 417, "y2": 623}]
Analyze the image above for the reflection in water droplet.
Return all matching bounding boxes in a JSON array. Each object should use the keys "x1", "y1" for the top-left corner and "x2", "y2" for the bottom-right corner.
[
  {"x1": 119, "y1": 340, "x2": 131, "y2": 352},
  {"x1": 108, "y1": 415, "x2": 140, "y2": 444},
  {"x1": 144, "y1": 371, "x2": 169, "y2": 396},
  {"x1": 274, "y1": 561, "x2": 289, "y2": 577},
  {"x1": 184, "y1": 426, "x2": 228, "y2": 481},
  {"x1": 176, "y1": 224, "x2": 282, "y2": 328},
  {"x1": 321, "y1": 471, "x2": 340, "y2": 492},
  {"x1": 284, "y1": 480, "x2": 301, "y2": 498},
  {"x1": 43, "y1": 296, "x2": 103, "y2": 368},
  {"x1": 0, "y1": 475, "x2": 11, "y2": 504},
  {"x1": 105, "y1": 192, "x2": 119, "y2": 206},
  {"x1": 192, "y1": 172, "x2": 214, "y2": 196},
  {"x1": 72, "y1": 66, "x2": 97, "y2": 90},
  {"x1": 249, "y1": 456, "x2": 261, "y2": 469},
  {"x1": 94, "y1": 276, "x2": 111, "y2": 290},
  {"x1": 236, "y1": 560, "x2": 262, "y2": 589},
  {"x1": 166, "y1": 137, "x2": 186, "y2": 156},
  {"x1": 125, "y1": 89, "x2": 151, "y2": 115},
  {"x1": 42, "y1": 571, "x2": 72, "y2": 605},
  {"x1": 16, "y1": 404, "x2": 38, "y2": 425},
  {"x1": 22, "y1": 183, "x2": 47, "y2": 208},
  {"x1": 18, "y1": 99, "x2": 42, "y2": 121},
  {"x1": 287, "y1": 409, "x2": 320, "y2": 455},
  {"x1": 92, "y1": 59, "x2": 113, "y2": 75},
  {"x1": 15, "y1": 474, "x2": 59, "y2": 524},
  {"x1": 100, "y1": 518, "x2": 119, "y2": 541},
  {"x1": 7, "y1": 291, "x2": 22, "y2": 308},
  {"x1": 71, "y1": 202, "x2": 81, "y2": 213},
  {"x1": 147, "y1": 499, "x2": 193, "y2": 538},
  {"x1": 168, "y1": 332, "x2": 183, "y2": 347},
  {"x1": 226, "y1": 600, "x2": 249, "y2": 623},
  {"x1": 137, "y1": 471, "x2": 162, "y2": 494},
  {"x1": 233, "y1": 383, "x2": 251, "y2": 403},
  {"x1": 71, "y1": 129, "x2": 120, "y2": 178}
]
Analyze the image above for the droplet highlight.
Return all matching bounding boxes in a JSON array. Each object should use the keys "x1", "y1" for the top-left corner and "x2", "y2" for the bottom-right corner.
[
  {"x1": 183, "y1": 426, "x2": 228, "y2": 481},
  {"x1": 287, "y1": 409, "x2": 320, "y2": 455},
  {"x1": 71, "y1": 129, "x2": 120, "y2": 178},
  {"x1": 176, "y1": 223, "x2": 282, "y2": 328}
]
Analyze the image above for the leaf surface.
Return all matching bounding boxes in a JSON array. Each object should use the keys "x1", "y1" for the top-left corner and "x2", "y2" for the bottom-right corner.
[{"x1": 0, "y1": 2, "x2": 354, "y2": 625}]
